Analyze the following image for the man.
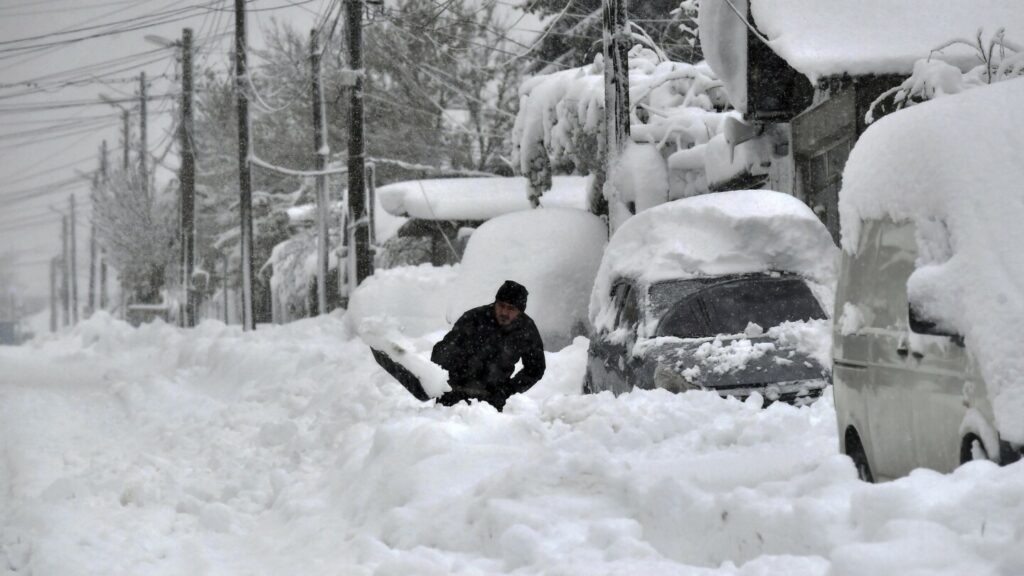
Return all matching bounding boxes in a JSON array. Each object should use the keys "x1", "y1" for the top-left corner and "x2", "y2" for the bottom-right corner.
[
  {"x1": 431, "y1": 280, "x2": 546, "y2": 410},
  {"x1": 371, "y1": 280, "x2": 546, "y2": 411}
]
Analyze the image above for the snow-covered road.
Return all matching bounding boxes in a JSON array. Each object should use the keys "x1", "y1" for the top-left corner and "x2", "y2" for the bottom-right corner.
[{"x1": 2, "y1": 313, "x2": 1023, "y2": 575}]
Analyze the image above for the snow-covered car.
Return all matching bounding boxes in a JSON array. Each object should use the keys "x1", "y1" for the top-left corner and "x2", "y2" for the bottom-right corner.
[
  {"x1": 584, "y1": 190, "x2": 838, "y2": 404},
  {"x1": 375, "y1": 176, "x2": 589, "y2": 269},
  {"x1": 834, "y1": 78, "x2": 1024, "y2": 482}
]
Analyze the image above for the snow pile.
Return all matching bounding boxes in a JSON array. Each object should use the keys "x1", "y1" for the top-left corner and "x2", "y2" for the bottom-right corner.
[
  {"x1": 447, "y1": 208, "x2": 607, "y2": 351},
  {"x1": 354, "y1": 315, "x2": 451, "y2": 398},
  {"x1": 749, "y1": 0, "x2": 1024, "y2": 83},
  {"x1": 512, "y1": 47, "x2": 733, "y2": 213},
  {"x1": 5, "y1": 309, "x2": 1024, "y2": 574},
  {"x1": 376, "y1": 176, "x2": 590, "y2": 220},
  {"x1": 694, "y1": 336, "x2": 776, "y2": 375},
  {"x1": 346, "y1": 264, "x2": 459, "y2": 338},
  {"x1": 768, "y1": 319, "x2": 832, "y2": 369},
  {"x1": 839, "y1": 78, "x2": 1024, "y2": 442},
  {"x1": 591, "y1": 190, "x2": 838, "y2": 333}
]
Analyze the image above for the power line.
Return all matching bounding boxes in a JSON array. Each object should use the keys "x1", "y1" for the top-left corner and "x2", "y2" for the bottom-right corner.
[{"x1": 0, "y1": 93, "x2": 178, "y2": 114}]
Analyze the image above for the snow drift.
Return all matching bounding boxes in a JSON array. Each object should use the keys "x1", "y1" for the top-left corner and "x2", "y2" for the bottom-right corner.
[{"x1": 447, "y1": 208, "x2": 607, "y2": 351}]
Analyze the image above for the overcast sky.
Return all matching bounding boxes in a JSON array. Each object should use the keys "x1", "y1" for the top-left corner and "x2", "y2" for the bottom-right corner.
[{"x1": 0, "y1": 0, "x2": 540, "y2": 307}]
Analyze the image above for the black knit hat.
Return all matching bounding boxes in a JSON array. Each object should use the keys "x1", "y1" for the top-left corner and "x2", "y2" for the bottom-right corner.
[{"x1": 495, "y1": 280, "x2": 528, "y2": 312}]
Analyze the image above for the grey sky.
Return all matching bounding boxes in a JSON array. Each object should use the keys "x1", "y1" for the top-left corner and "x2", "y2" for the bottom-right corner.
[{"x1": 0, "y1": 0, "x2": 348, "y2": 302}]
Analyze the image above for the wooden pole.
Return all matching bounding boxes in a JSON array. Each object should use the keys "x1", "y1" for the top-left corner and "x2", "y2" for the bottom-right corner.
[
  {"x1": 346, "y1": 0, "x2": 372, "y2": 286},
  {"x1": 180, "y1": 28, "x2": 197, "y2": 327},
  {"x1": 69, "y1": 194, "x2": 79, "y2": 325},
  {"x1": 602, "y1": 0, "x2": 632, "y2": 226},
  {"x1": 235, "y1": 0, "x2": 256, "y2": 331},
  {"x1": 311, "y1": 29, "x2": 330, "y2": 315}
]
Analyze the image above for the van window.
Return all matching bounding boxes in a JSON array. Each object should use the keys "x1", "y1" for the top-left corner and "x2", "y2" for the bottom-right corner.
[
  {"x1": 835, "y1": 219, "x2": 880, "y2": 325},
  {"x1": 873, "y1": 219, "x2": 917, "y2": 329}
]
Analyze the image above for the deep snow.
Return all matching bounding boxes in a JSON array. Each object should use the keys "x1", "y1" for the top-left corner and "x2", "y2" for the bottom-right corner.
[{"x1": 3, "y1": 299, "x2": 1024, "y2": 575}]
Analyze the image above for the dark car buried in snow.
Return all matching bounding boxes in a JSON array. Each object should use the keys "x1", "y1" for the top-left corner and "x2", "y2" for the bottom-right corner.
[
  {"x1": 585, "y1": 273, "x2": 830, "y2": 404},
  {"x1": 583, "y1": 191, "x2": 838, "y2": 405}
]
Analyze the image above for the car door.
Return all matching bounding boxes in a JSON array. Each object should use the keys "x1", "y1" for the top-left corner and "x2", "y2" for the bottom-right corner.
[
  {"x1": 902, "y1": 219, "x2": 970, "y2": 472},
  {"x1": 870, "y1": 218, "x2": 968, "y2": 477},
  {"x1": 861, "y1": 219, "x2": 920, "y2": 479}
]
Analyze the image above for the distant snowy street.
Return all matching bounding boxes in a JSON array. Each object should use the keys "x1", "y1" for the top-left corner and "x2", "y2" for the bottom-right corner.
[{"x1": 3, "y1": 309, "x2": 1023, "y2": 575}]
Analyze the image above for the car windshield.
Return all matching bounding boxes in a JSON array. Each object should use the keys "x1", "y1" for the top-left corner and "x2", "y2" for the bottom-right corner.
[{"x1": 655, "y1": 276, "x2": 825, "y2": 339}]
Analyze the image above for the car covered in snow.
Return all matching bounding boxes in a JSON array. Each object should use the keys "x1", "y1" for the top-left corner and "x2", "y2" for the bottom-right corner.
[
  {"x1": 584, "y1": 190, "x2": 838, "y2": 404},
  {"x1": 834, "y1": 78, "x2": 1024, "y2": 482},
  {"x1": 375, "y1": 176, "x2": 590, "y2": 269}
]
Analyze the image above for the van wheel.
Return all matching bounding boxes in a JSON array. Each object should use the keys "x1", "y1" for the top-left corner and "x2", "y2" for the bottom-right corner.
[
  {"x1": 960, "y1": 433, "x2": 990, "y2": 464},
  {"x1": 845, "y1": 428, "x2": 874, "y2": 483}
]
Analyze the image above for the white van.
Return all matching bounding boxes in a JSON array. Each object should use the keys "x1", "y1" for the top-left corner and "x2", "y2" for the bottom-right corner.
[{"x1": 832, "y1": 78, "x2": 1024, "y2": 482}]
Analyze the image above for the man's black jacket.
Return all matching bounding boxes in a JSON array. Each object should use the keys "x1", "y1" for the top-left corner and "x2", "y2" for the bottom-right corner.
[{"x1": 431, "y1": 304, "x2": 546, "y2": 410}]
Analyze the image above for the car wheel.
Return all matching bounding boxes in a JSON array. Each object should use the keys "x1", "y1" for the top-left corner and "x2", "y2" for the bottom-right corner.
[
  {"x1": 960, "y1": 433, "x2": 990, "y2": 465},
  {"x1": 845, "y1": 428, "x2": 874, "y2": 483}
]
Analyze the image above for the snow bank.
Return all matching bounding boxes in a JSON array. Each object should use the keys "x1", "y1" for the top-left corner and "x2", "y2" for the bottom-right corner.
[
  {"x1": 346, "y1": 264, "x2": 459, "y2": 338},
  {"x1": 591, "y1": 190, "x2": 838, "y2": 333},
  {"x1": 839, "y1": 77, "x2": 1024, "y2": 442},
  {"x1": 376, "y1": 176, "x2": 589, "y2": 220},
  {"x1": 749, "y1": 0, "x2": 1024, "y2": 83},
  {"x1": 447, "y1": 208, "x2": 607, "y2": 350},
  {"x1": 4, "y1": 309, "x2": 1024, "y2": 574}
]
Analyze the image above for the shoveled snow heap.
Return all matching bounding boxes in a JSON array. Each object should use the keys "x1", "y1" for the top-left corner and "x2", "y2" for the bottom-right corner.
[
  {"x1": 6, "y1": 312, "x2": 1024, "y2": 574},
  {"x1": 591, "y1": 190, "x2": 838, "y2": 333},
  {"x1": 448, "y1": 208, "x2": 607, "y2": 350},
  {"x1": 839, "y1": 77, "x2": 1024, "y2": 443},
  {"x1": 376, "y1": 176, "x2": 590, "y2": 220}
]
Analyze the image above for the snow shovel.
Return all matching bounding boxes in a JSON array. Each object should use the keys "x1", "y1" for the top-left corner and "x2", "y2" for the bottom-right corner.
[{"x1": 370, "y1": 348, "x2": 432, "y2": 402}]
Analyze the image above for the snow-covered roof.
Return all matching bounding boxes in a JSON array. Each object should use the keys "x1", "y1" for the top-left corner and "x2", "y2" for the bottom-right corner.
[
  {"x1": 751, "y1": 0, "x2": 1024, "y2": 82},
  {"x1": 376, "y1": 176, "x2": 590, "y2": 220},
  {"x1": 839, "y1": 77, "x2": 1024, "y2": 442},
  {"x1": 590, "y1": 190, "x2": 837, "y2": 332},
  {"x1": 700, "y1": 0, "x2": 1024, "y2": 109}
]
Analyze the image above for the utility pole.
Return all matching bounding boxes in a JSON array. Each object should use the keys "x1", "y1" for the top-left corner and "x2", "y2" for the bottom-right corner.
[
  {"x1": 235, "y1": 0, "x2": 256, "y2": 331},
  {"x1": 49, "y1": 257, "x2": 58, "y2": 333},
  {"x1": 366, "y1": 162, "x2": 376, "y2": 246},
  {"x1": 60, "y1": 215, "x2": 69, "y2": 327},
  {"x1": 88, "y1": 173, "x2": 98, "y2": 318},
  {"x1": 346, "y1": 0, "x2": 372, "y2": 287},
  {"x1": 121, "y1": 109, "x2": 131, "y2": 171},
  {"x1": 100, "y1": 141, "x2": 109, "y2": 312},
  {"x1": 180, "y1": 27, "x2": 196, "y2": 328},
  {"x1": 88, "y1": 140, "x2": 106, "y2": 318},
  {"x1": 139, "y1": 71, "x2": 149, "y2": 197},
  {"x1": 222, "y1": 252, "x2": 230, "y2": 324},
  {"x1": 602, "y1": 0, "x2": 631, "y2": 226},
  {"x1": 69, "y1": 194, "x2": 79, "y2": 325},
  {"x1": 311, "y1": 29, "x2": 330, "y2": 315}
]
